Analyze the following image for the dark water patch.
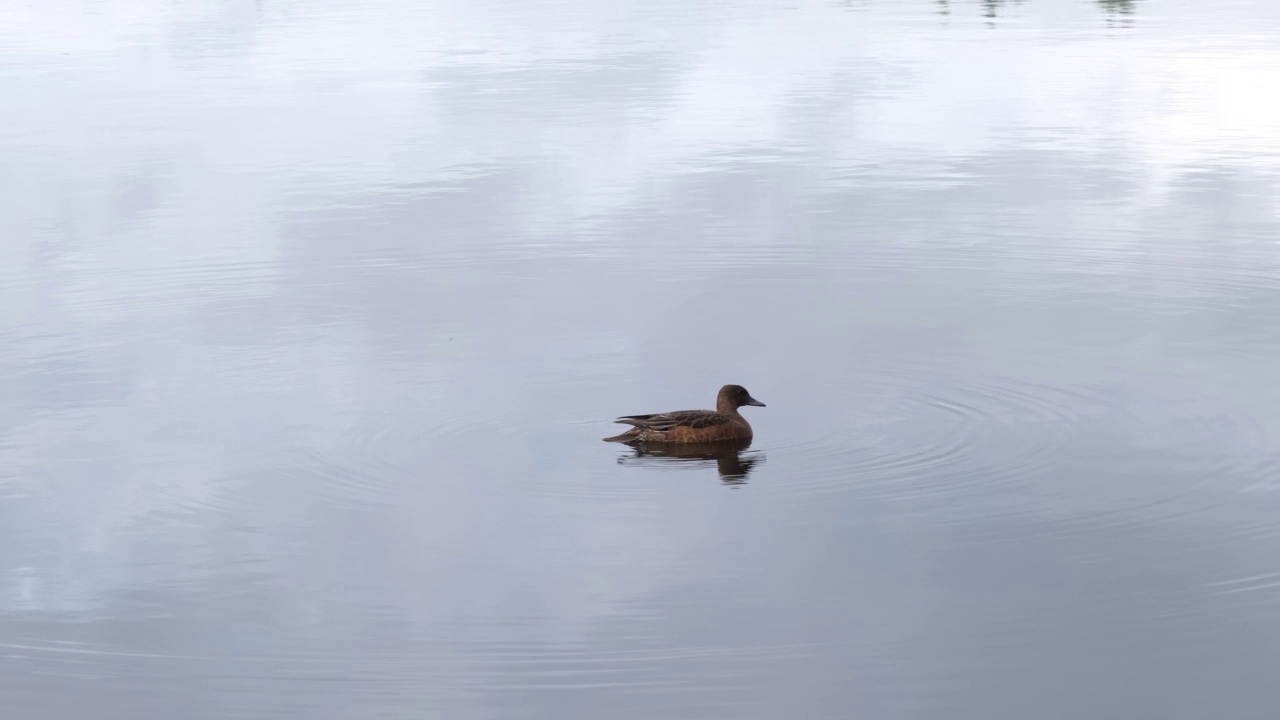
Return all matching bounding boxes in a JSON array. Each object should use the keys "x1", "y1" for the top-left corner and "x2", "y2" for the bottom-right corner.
[{"x1": 613, "y1": 439, "x2": 766, "y2": 484}]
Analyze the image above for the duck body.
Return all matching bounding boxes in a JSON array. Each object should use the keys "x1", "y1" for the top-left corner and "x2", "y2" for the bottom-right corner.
[{"x1": 603, "y1": 384, "x2": 765, "y2": 444}]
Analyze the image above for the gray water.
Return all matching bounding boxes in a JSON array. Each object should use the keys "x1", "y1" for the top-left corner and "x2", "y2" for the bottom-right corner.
[{"x1": 4, "y1": 0, "x2": 1280, "y2": 717}]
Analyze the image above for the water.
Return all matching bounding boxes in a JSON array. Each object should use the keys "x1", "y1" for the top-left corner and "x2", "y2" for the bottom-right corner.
[{"x1": 4, "y1": 0, "x2": 1280, "y2": 717}]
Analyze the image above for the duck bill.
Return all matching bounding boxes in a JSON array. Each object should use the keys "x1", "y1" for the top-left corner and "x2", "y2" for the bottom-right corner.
[{"x1": 745, "y1": 397, "x2": 766, "y2": 407}]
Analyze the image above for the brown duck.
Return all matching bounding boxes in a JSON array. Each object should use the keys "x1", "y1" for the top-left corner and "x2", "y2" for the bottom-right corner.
[{"x1": 603, "y1": 384, "x2": 766, "y2": 444}]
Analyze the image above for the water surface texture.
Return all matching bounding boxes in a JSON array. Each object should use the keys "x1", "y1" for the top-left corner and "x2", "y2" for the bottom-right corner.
[{"x1": 4, "y1": 0, "x2": 1280, "y2": 717}]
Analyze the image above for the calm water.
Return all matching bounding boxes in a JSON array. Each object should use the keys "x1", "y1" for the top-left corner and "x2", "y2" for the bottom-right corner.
[{"x1": 4, "y1": 0, "x2": 1280, "y2": 717}]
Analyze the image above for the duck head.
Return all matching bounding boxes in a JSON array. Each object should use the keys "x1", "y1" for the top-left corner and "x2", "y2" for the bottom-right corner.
[{"x1": 717, "y1": 384, "x2": 766, "y2": 412}]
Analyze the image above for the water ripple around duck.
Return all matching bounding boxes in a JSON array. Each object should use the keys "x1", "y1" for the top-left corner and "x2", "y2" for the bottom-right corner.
[
  {"x1": 759, "y1": 370, "x2": 1105, "y2": 506},
  {"x1": 758, "y1": 364, "x2": 1275, "y2": 542},
  {"x1": 953, "y1": 380, "x2": 1276, "y2": 544}
]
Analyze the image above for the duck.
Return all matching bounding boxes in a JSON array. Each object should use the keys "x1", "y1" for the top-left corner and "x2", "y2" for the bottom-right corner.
[{"x1": 603, "y1": 384, "x2": 766, "y2": 444}]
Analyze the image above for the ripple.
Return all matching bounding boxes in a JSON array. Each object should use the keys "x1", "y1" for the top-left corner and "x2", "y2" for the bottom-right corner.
[
  {"x1": 753, "y1": 358, "x2": 1276, "y2": 543},
  {"x1": 0, "y1": 630, "x2": 826, "y2": 702},
  {"x1": 969, "y1": 378, "x2": 1276, "y2": 543},
  {"x1": 759, "y1": 367, "x2": 1107, "y2": 504},
  {"x1": 301, "y1": 399, "x2": 517, "y2": 510}
]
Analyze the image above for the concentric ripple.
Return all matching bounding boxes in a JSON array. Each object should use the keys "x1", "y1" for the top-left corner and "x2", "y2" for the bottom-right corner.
[
  {"x1": 757, "y1": 367, "x2": 1110, "y2": 504},
  {"x1": 752, "y1": 359, "x2": 1277, "y2": 543},
  {"x1": 301, "y1": 397, "x2": 519, "y2": 509}
]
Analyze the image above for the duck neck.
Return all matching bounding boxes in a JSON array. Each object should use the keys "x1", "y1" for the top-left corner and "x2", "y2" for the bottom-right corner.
[{"x1": 716, "y1": 398, "x2": 742, "y2": 416}]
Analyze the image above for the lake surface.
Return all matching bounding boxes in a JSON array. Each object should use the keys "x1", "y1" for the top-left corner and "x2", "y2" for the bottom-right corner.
[{"x1": 4, "y1": 0, "x2": 1280, "y2": 717}]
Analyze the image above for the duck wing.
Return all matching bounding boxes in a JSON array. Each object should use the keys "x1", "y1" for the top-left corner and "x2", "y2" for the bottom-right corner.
[{"x1": 614, "y1": 410, "x2": 730, "y2": 431}]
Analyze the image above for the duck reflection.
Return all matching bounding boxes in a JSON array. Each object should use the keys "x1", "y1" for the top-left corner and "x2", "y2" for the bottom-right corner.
[
  {"x1": 615, "y1": 438, "x2": 764, "y2": 485},
  {"x1": 1098, "y1": 0, "x2": 1138, "y2": 14}
]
